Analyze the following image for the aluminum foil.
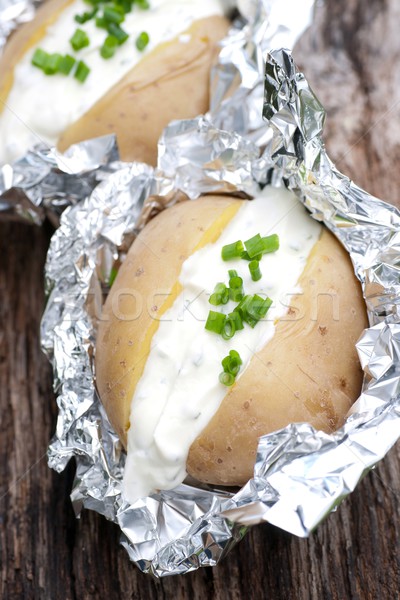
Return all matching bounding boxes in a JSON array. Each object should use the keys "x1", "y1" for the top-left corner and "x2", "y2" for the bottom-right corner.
[
  {"x1": 0, "y1": 0, "x2": 39, "y2": 53},
  {"x1": 4, "y1": 0, "x2": 400, "y2": 579},
  {"x1": 0, "y1": 137, "x2": 119, "y2": 225}
]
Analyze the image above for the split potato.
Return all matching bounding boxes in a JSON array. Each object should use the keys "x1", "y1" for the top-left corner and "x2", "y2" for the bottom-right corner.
[{"x1": 95, "y1": 195, "x2": 367, "y2": 487}]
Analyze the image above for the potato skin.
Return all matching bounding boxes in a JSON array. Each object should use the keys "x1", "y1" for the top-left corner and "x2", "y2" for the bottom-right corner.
[
  {"x1": 0, "y1": 0, "x2": 229, "y2": 165},
  {"x1": 96, "y1": 196, "x2": 368, "y2": 487}
]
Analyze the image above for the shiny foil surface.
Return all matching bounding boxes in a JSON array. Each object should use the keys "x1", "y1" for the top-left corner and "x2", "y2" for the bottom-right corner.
[{"x1": 2, "y1": 0, "x2": 399, "y2": 578}]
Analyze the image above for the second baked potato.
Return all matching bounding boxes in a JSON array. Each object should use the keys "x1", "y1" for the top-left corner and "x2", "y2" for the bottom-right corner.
[{"x1": 0, "y1": 0, "x2": 230, "y2": 164}]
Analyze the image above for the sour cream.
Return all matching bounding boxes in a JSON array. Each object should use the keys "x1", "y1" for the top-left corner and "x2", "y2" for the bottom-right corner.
[
  {"x1": 123, "y1": 187, "x2": 322, "y2": 502},
  {"x1": 0, "y1": 0, "x2": 226, "y2": 164}
]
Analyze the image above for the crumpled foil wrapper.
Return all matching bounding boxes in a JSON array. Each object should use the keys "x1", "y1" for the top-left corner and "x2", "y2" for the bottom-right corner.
[
  {"x1": 4, "y1": 0, "x2": 400, "y2": 578},
  {"x1": 0, "y1": 0, "x2": 39, "y2": 53},
  {"x1": 0, "y1": 137, "x2": 119, "y2": 225}
]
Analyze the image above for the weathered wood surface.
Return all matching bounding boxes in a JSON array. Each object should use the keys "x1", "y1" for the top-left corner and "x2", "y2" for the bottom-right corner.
[{"x1": 1, "y1": 0, "x2": 399, "y2": 597}]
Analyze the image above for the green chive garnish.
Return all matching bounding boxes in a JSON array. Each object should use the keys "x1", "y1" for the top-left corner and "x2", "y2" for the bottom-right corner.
[
  {"x1": 222, "y1": 349, "x2": 242, "y2": 376},
  {"x1": 70, "y1": 28, "x2": 90, "y2": 51},
  {"x1": 243, "y1": 233, "x2": 264, "y2": 259},
  {"x1": 58, "y1": 54, "x2": 76, "y2": 75},
  {"x1": 104, "y1": 4, "x2": 125, "y2": 24},
  {"x1": 244, "y1": 232, "x2": 280, "y2": 259},
  {"x1": 228, "y1": 275, "x2": 244, "y2": 302},
  {"x1": 221, "y1": 240, "x2": 244, "y2": 261},
  {"x1": 135, "y1": 31, "x2": 150, "y2": 51},
  {"x1": 249, "y1": 260, "x2": 262, "y2": 281},
  {"x1": 108, "y1": 266, "x2": 118, "y2": 287},
  {"x1": 234, "y1": 295, "x2": 252, "y2": 320},
  {"x1": 261, "y1": 233, "x2": 280, "y2": 254},
  {"x1": 107, "y1": 22, "x2": 129, "y2": 44},
  {"x1": 117, "y1": 0, "x2": 133, "y2": 13},
  {"x1": 75, "y1": 8, "x2": 97, "y2": 24},
  {"x1": 228, "y1": 310, "x2": 243, "y2": 332},
  {"x1": 219, "y1": 350, "x2": 242, "y2": 385},
  {"x1": 219, "y1": 372, "x2": 235, "y2": 386},
  {"x1": 245, "y1": 294, "x2": 272, "y2": 328},
  {"x1": 209, "y1": 283, "x2": 229, "y2": 306},
  {"x1": 241, "y1": 250, "x2": 262, "y2": 262},
  {"x1": 137, "y1": 0, "x2": 150, "y2": 8},
  {"x1": 222, "y1": 316, "x2": 236, "y2": 340},
  {"x1": 74, "y1": 60, "x2": 90, "y2": 82},
  {"x1": 100, "y1": 35, "x2": 119, "y2": 59},
  {"x1": 31, "y1": 48, "x2": 48, "y2": 70},
  {"x1": 228, "y1": 269, "x2": 238, "y2": 279},
  {"x1": 205, "y1": 310, "x2": 226, "y2": 334},
  {"x1": 43, "y1": 53, "x2": 62, "y2": 75},
  {"x1": 95, "y1": 16, "x2": 107, "y2": 28},
  {"x1": 235, "y1": 294, "x2": 272, "y2": 328}
]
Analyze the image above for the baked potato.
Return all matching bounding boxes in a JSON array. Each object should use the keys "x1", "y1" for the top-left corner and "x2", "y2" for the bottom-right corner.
[
  {"x1": 95, "y1": 188, "x2": 368, "y2": 501},
  {"x1": 0, "y1": 0, "x2": 230, "y2": 164}
]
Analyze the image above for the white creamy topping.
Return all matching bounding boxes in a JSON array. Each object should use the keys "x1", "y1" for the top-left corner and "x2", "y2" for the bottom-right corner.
[
  {"x1": 0, "y1": 0, "x2": 225, "y2": 163},
  {"x1": 123, "y1": 187, "x2": 322, "y2": 502}
]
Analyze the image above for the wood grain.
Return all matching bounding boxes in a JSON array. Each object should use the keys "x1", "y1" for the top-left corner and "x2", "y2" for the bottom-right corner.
[{"x1": 1, "y1": 0, "x2": 400, "y2": 597}]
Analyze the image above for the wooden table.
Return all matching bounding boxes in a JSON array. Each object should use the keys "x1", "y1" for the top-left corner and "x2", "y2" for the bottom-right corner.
[{"x1": 1, "y1": 0, "x2": 399, "y2": 597}]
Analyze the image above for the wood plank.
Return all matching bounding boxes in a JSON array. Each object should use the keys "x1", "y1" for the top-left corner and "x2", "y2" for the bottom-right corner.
[{"x1": 1, "y1": 0, "x2": 399, "y2": 596}]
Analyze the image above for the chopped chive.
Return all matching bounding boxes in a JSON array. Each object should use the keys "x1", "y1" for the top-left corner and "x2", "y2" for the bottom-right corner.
[
  {"x1": 104, "y1": 4, "x2": 125, "y2": 24},
  {"x1": 222, "y1": 349, "x2": 242, "y2": 375},
  {"x1": 209, "y1": 283, "x2": 229, "y2": 306},
  {"x1": 228, "y1": 269, "x2": 238, "y2": 279},
  {"x1": 31, "y1": 48, "x2": 48, "y2": 69},
  {"x1": 245, "y1": 294, "x2": 272, "y2": 327},
  {"x1": 220, "y1": 350, "x2": 242, "y2": 385},
  {"x1": 228, "y1": 275, "x2": 244, "y2": 302},
  {"x1": 116, "y1": 0, "x2": 133, "y2": 12},
  {"x1": 229, "y1": 349, "x2": 242, "y2": 363},
  {"x1": 58, "y1": 54, "x2": 76, "y2": 75},
  {"x1": 74, "y1": 60, "x2": 90, "y2": 82},
  {"x1": 244, "y1": 233, "x2": 264, "y2": 259},
  {"x1": 209, "y1": 293, "x2": 220, "y2": 306},
  {"x1": 252, "y1": 295, "x2": 272, "y2": 318},
  {"x1": 205, "y1": 310, "x2": 226, "y2": 334},
  {"x1": 137, "y1": 0, "x2": 150, "y2": 8},
  {"x1": 234, "y1": 295, "x2": 252, "y2": 320},
  {"x1": 75, "y1": 7, "x2": 97, "y2": 24},
  {"x1": 234, "y1": 294, "x2": 272, "y2": 328},
  {"x1": 95, "y1": 16, "x2": 107, "y2": 28},
  {"x1": 70, "y1": 28, "x2": 90, "y2": 51},
  {"x1": 249, "y1": 260, "x2": 262, "y2": 281},
  {"x1": 241, "y1": 250, "x2": 262, "y2": 261},
  {"x1": 244, "y1": 232, "x2": 280, "y2": 258},
  {"x1": 221, "y1": 240, "x2": 244, "y2": 261},
  {"x1": 108, "y1": 266, "x2": 118, "y2": 287},
  {"x1": 261, "y1": 233, "x2": 280, "y2": 254},
  {"x1": 44, "y1": 53, "x2": 62, "y2": 75},
  {"x1": 228, "y1": 310, "x2": 243, "y2": 332},
  {"x1": 100, "y1": 35, "x2": 119, "y2": 59},
  {"x1": 219, "y1": 372, "x2": 235, "y2": 386},
  {"x1": 135, "y1": 31, "x2": 150, "y2": 51},
  {"x1": 107, "y1": 22, "x2": 129, "y2": 44},
  {"x1": 222, "y1": 316, "x2": 236, "y2": 340}
]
